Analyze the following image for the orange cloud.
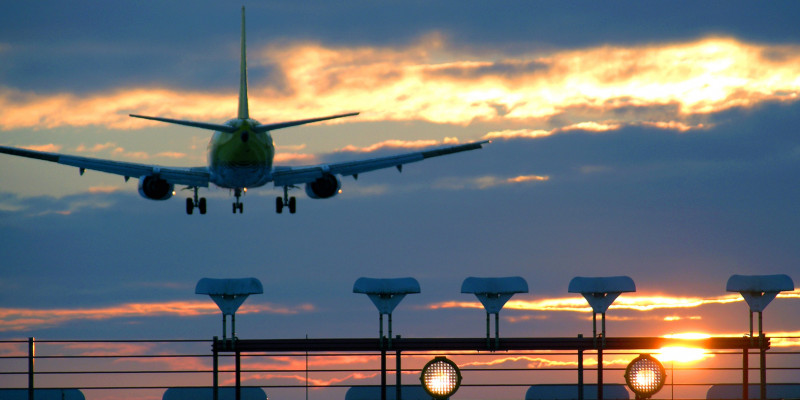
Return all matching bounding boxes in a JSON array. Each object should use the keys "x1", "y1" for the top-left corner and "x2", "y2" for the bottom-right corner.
[
  {"x1": 432, "y1": 174, "x2": 549, "y2": 190},
  {"x1": 76, "y1": 142, "x2": 117, "y2": 153},
  {"x1": 21, "y1": 144, "x2": 62, "y2": 152},
  {"x1": 337, "y1": 137, "x2": 461, "y2": 153},
  {"x1": 274, "y1": 152, "x2": 318, "y2": 164},
  {"x1": 0, "y1": 300, "x2": 315, "y2": 332},
  {"x1": 2, "y1": 36, "x2": 797, "y2": 134},
  {"x1": 88, "y1": 185, "x2": 122, "y2": 194},
  {"x1": 428, "y1": 291, "x2": 800, "y2": 313}
]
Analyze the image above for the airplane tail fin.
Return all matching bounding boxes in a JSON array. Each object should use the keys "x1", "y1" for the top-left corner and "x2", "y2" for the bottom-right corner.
[{"x1": 238, "y1": 6, "x2": 250, "y2": 120}]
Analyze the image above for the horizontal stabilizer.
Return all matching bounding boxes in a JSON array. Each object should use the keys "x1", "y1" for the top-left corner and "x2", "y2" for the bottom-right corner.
[
  {"x1": 130, "y1": 114, "x2": 237, "y2": 133},
  {"x1": 254, "y1": 112, "x2": 359, "y2": 133}
]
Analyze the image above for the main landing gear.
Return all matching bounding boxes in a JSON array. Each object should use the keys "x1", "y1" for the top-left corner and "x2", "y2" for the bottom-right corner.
[
  {"x1": 276, "y1": 186, "x2": 296, "y2": 214},
  {"x1": 186, "y1": 187, "x2": 206, "y2": 215},
  {"x1": 232, "y1": 188, "x2": 245, "y2": 214}
]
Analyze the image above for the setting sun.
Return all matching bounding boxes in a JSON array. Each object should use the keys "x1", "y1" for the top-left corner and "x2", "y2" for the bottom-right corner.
[{"x1": 655, "y1": 346, "x2": 711, "y2": 363}]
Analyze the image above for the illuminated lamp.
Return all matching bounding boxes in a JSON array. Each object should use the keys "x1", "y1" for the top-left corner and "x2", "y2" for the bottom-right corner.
[
  {"x1": 420, "y1": 356, "x2": 462, "y2": 400},
  {"x1": 625, "y1": 354, "x2": 666, "y2": 399},
  {"x1": 195, "y1": 277, "x2": 263, "y2": 341}
]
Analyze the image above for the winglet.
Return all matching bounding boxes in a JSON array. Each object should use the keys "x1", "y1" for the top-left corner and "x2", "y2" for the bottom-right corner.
[{"x1": 238, "y1": 6, "x2": 250, "y2": 120}]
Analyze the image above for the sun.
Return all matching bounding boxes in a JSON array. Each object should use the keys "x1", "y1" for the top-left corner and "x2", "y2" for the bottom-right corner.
[{"x1": 654, "y1": 346, "x2": 710, "y2": 363}]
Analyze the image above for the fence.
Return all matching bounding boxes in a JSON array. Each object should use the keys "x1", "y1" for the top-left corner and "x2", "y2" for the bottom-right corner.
[{"x1": 1, "y1": 336, "x2": 798, "y2": 400}]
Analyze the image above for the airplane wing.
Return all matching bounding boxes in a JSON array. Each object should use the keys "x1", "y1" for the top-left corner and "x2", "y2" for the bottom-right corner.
[
  {"x1": 0, "y1": 145, "x2": 210, "y2": 187},
  {"x1": 271, "y1": 140, "x2": 489, "y2": 187}
]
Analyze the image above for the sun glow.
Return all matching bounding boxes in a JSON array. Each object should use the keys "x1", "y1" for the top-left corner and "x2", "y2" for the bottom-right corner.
[{"x1": 654, "y1": 346, "x2": 711, "y2": 363}]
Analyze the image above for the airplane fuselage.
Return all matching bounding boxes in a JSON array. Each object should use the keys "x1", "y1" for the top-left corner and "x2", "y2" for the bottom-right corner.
[{"x1": 207, "y1": 118, "x2": 275, "y2": 189}]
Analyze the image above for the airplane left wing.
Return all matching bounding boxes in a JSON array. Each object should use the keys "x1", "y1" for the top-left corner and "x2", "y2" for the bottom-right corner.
[
  {"x1": 271, "y1": 140, "x2": 489, "y2": 187},
  {"x1": 0, "y1": 145, "x2": 210, "y2": 187}
]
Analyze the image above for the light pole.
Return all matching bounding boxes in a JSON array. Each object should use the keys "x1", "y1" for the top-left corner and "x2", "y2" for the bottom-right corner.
[
  {"x1": 726, "y1": 274, "x2": 794, "y2": 400},
  {"x1": 461, "y1": 276, "x2": 528, "y2": 349},
  {"x1": 569, "y1": 276, "x2": 636, "y2": 400},
  {"x1": 354, "y1": 277, "x2": 420, "y2": 400},
  {"x1": 196, "y1": 277, "x2": 263, "y2": 400}
]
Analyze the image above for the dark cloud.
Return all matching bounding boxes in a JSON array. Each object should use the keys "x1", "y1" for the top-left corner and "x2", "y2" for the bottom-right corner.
[{"x1": 3, "y1": 1, "x2": 799, "y2": 93}]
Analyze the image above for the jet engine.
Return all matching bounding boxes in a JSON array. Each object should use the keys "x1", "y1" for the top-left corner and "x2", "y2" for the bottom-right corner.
[
  {"x1": 138, "y1": 175, "x2": 174, "y2": 200},
  {"x1": 305, "y1": 173, "x2": 341, "y2": 199}
]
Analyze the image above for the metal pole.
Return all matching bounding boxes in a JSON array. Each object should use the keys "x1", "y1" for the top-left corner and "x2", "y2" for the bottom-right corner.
[
  {"x1": 28, "y1": 337, "x2": 34, "y2": 400},
  {"x1": 213, "y1": 336, "x2": 219, "y2": 400},
  {"x1": 306, "y1": 334, "x2": 309, "y2": 400},
  {"x1": 495, "y1": 312, "x2": 500, "y2": 349},
  {"x1": 381, "y1": 349, "x2": 387, "y2": 400},
  {"x1": 578, "y1": 334, "x2": 584, "y2": 400},
  {"x1": 743, "y1": 344, "x2": 749, "y2": 400},
  {"x1": 396, "y1": 345, "x2": 402, "y2": 400},
  {"x1": 759, "y1": 312, "x2": 765, "y2": 400},
  {"x1": 601, "y1": 312, "x2": 606, "y2": 347},
  {"x1": 388, "y1": 313, "x2": 393, "y2": 348},
  {"x1": 486, "y1": 312, "x2": 490, "y2": 349},
  {"x1": 597, "y1": 347, "x2": 603, "y2": 400},
  {"x1": 223, "y1": 314, "x2": 228, "y2": 342},
  {"x1": 379, "y1": 313, "x2": 384, "y2": 348},
  {"x1": 598, "y1": 313, "x2": 604, "y2": 400},
  {"x1": 232, "y1": 313, "x2": 237, "y2": 339},
  {"x1": 592, "y1": 313, "x2": 597, "y2": 348},
  {"x1": 236, "y1": 349, "x2": 241, "y2": 400}
]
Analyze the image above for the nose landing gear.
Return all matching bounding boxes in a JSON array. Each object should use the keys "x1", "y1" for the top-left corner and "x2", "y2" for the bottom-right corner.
[
  {"x1": 186, "y1": 187, "x2": 207, "y2": 215},
  {"x1": 232, "y1": 188, "x2": 245, "y2": 214},
  {"x1": 276, "y1": 186, "x2": 296, "y2": 214}
]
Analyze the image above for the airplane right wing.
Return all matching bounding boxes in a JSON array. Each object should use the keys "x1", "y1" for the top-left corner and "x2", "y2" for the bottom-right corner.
[
  {"x1": 0, "y1": 145, "x2": 210, "y2": 188},
  {"x1": 271, "y1": 140, "x2": 489, "y2": 187}
]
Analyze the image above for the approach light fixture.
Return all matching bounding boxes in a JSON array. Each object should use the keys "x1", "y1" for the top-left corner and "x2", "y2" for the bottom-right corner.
[
  {"x1": 568, "y1": 276, "x2": 636, "y2": 345},
  {"x1": 624, "y1": 354, "x2": 666, "y2": 399},
  {"x1": 353, "y1": 277, "x2": 420, "y2": 348},
  {"x1": 420, "y1": 356, "x2": 462, "y2": 400},
  {"x1": 195, "y1": 277, "x2": 263, "y2": 341},
  {"x1": 461, "y1": 276, "x2": 528, "y2": 349},
  {"x1": 726, "y1": 274, "x2": 794, "y2": 400}
]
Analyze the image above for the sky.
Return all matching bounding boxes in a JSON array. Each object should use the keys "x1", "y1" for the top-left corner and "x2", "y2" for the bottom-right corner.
[{"x1": 2, "y1": 1, "x2": 800, "y2": 398}]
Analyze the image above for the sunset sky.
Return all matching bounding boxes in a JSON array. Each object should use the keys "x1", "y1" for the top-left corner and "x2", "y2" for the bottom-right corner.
[{"x1": 1, "y1": 1, "x2": 800, "y2": 398}]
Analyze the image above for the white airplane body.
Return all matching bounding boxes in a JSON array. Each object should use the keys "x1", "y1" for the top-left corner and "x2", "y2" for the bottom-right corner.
[{"x1": 0, "y1": 8, "x2": 487, "y2": 215}]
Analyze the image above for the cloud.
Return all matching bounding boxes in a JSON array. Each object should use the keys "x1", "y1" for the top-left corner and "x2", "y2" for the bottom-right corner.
[
  {"x1": 1, "y1": 36, "x2": 798, "y2": 133},
  {"x1": 0, "y1": 300, "x2": 315, "y2": 332},
  {"x1": 21, "y1": 144, "x2": 62, "y2": 152},
  {"x1": 428, "y1": 290, "x2": 800, "y2": 314},
  {"x1": 336, "y1": 138, "x2": 461, "y2": 153},
  {"x1": 432, "y1": 174, "x2": 549, "y2": 190},
  {"x1": 274, "y1": 152, "x2": 318, "y2": 164},
  {"x1": 76, "y1": 142, "x2": 118, "y2": 153}
]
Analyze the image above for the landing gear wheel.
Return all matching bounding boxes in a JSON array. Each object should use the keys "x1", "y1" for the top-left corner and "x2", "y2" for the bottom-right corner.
[
  {"x1": 288, "y1": 196, "x2": 296, "y2": 214},
  {"x1": 276, "y1": 196, "x2": 284, "y2": 214},
  {"x1": 199, "y1": 198, "x2": 207, "y2": 214},
  {"x1": 238, "y1": 203, "x2": 244, "y2": 213},
  {"x1": 186, "y1": 198, "x2": 194, "y2": 215}
]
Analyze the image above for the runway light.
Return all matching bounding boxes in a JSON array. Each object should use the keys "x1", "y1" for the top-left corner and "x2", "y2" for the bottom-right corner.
[
  {"x1": 625, "y1": 354, "x2": 666, "y2": 399},
  {"x1": 420, "y1": 356, "x2": 461, "y2": 399}
]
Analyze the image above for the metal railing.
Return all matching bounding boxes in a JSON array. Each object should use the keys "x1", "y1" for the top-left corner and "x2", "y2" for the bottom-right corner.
[{"x1": 1, "y1": 336, "x2": 798, "y2": 400}]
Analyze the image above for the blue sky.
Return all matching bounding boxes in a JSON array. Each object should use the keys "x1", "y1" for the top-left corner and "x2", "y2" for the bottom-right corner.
[{"x1": 1, "y1": 0, "x2": 799, "y2": 362}]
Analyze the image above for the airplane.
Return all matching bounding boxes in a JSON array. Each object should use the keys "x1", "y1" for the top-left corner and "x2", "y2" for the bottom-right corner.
[{"x1": 0, "y1": 7, "x2": 488, "y2": 215}]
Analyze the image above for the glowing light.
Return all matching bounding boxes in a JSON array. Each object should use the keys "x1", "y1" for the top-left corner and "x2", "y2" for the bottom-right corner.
[
  {"x1": 655, "y1": 346, "x2": 710, "y2": 363},
  {"x1": 625, "y1": 354, "x2": 666, "y2": 398},
  {"x1": 420, "y1": 357, "x2": 462, "y2": 399}
]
